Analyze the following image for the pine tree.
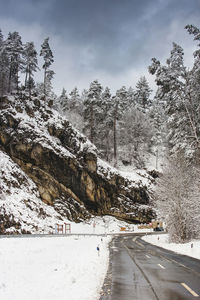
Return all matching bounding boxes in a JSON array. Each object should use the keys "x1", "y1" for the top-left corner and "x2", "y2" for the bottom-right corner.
[
  {"x1": 111, "y1": 86, "x2": 128, "y2": 166},
  {"x1": 185, "y1": 25, "x2": 200, "y2": 155},
  {"x1": 127, "y1": 86, "x2": 136, "y2": 107},
  {"x1": 45, "y1": 69, "x2": 55, "y2": 97},
  {"x1": 57, "y1": 88, "x2": 69, "y2": 113},
  {"x1": 0, "y1": 29, "x2": 3, "y2": 46},
  {"x1": 6, "y1": 31, "x2": 24, "y2": 93},
  {"x1": 135, "y1": 76, "x2": 152, "y2": 111},
  {"x1": 96, "y1": 86, "x2": 113, "y2": 160},
  {"x1": 119, "y1": 106, "x2": 153, "y2": 168},
  {"x1": 40, "y1": 37, "x2": 54, "y2": 99},
  {"x1": 69, "y1": 87, "x2": 81, "y2": 111},
  {"x1": 149, "y1": 89, "x2": 167, "y2": 149},
  {"x1": 83, "y1": 80, "x2": 103, "y2": 143},
  {"x1": 23, "y1": 42, "x2": 38, "y2": 98},
  {"x1": 148, "y1": 42, "x2": 196, "y2": 158},
  {"x1": 0, "y1": 30, "x2": 9, "y2": 96}
]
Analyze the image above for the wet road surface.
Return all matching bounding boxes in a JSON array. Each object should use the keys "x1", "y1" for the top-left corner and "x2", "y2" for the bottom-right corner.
[{"x1": 100, "y1": 234, "x2": 200, "y2": 300}]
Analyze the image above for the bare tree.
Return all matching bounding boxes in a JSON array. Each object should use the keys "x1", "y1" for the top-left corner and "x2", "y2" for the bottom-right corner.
[{"x1": 154, "y1": 155, "x2": 200, "y2": 243}]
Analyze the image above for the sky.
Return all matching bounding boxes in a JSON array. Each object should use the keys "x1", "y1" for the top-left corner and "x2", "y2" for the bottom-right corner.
[{"x1": 0, "y1": 0, "x2": 200, "y2": 96}]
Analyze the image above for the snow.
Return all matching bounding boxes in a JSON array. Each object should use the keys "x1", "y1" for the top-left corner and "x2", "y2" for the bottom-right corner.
[
  {"x1": 0, "y1": 150, "x2": 66, "y2": 234},
  {"x1": 0, "y1": 95, "x2": 157, "y2": 298},
  {"x1": 120, "y1": 169, "x2": 151, "y2": 186},
  {"x1": 97, "y1": 157, "x2": 153, "y2": 187},
  {"x1": 0, "y1": 144, "x2": 153, "y2": 234},
  {"x1": 0, "y1": 235, "x2": 111, "y2": 300},
  {"x1": 1, "y1": 96, "x2": 155, "y2": 234},
  {"x1": 3, "y1": 229, "x2": 198, "y2": 300},
  {"x1": 15, "y1": 110, "x2": 74, "y2": 159},
  {"x1": 97, "y1": 157, "x2": 119, "y2": 179},
  {"x1": 0, "y1": 216, "x2": 152, "y2": 300},
  {"x1": 70, "y1": 216, "x2": 149, "y2": 234},
  {"x1": 142, "y1": 234, "x2": 200, "y2": 260}
]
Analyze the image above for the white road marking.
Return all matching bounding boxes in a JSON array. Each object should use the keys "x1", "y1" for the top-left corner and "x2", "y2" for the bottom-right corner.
[
  {"x1": 181, "y1": 283, "x2": 199, "y2": 297},
  {"x1": 132, "y1": 237, "x2": 137, "y2": 242},
  {"x1": 157, "y1": 264, "x2": 165, "y2": 269},
  {"x1": 146, "y1": 255, "x2": 150, "y2": 258},
  {"x1": 164, "y1": 258, "x2": 171, "y2": 263},
  {"x1": 170, "y1": 258, "x2": 187, "y2": 268},
  {"x1": 136, "y1": 241, "x2": 145, "y2": 248}
]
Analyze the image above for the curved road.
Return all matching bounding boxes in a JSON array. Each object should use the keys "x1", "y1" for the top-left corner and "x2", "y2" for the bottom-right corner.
[{"x1": 100, "y1": 234, "x2": 200, "y2": 300}]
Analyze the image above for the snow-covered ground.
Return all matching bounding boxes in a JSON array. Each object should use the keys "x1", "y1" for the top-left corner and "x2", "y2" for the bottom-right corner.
[
  {"x1": 142, "y1": 234, "x2": 200, "y2": 260},
  {"x1": 0, "y1": 216, "x2": 152, "y2": 300},
  {"x1": 3, "y1": 217, "x2": 199, "y2": 300},
  {"x1": 0, "y1": 235, "x2": 111, "y2": 300},
  {"x1": 65, "y1": 216, "x2": 153, "y2": 234}
]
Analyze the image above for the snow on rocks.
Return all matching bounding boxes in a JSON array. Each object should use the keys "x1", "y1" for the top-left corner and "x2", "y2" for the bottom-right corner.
[
  {"x1": 0, "y1": 150, "x2": 65, "y2": 234},
  {"x1": 0, "y1": 147, "x2": 151, "y2": 234},
  {"x1": 0, "y1": 95, "x2": 156, "y2": 230},
  {"x1": 97, "y1": 157, "x2": 153, "y2": 187}
]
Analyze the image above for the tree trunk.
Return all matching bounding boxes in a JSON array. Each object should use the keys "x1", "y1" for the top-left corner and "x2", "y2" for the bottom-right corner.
[
  {"x1": 8, "y1": 66, "x2": 12, "y2": 93},
  {"x1": 24, "y1": 69, "x2": 28, "y2": 88},
  {"x1": 106, "y1": 131, "x2": 110, "y2": 161},
  {"x1": 16, "y1": 63, "x2": 19, "y2": 93},
  {"x1": 28, "y1": 68, "x2": 31, "y2": 100},
  {"x1": 43, "y1": 68, "x2": 46, "y2": 99},
  {"x1": 0, "y1": 73, "x2": 5, "y2": 97},
  {"x1": 90, "y1": 106, "x2": 94, "y2": 143},
  {"x1": 113, "y1": 116, "x2": 117, "y2": 167}
]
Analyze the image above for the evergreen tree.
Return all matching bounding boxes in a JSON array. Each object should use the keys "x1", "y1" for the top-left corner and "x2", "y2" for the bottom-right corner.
[
  {"x1": 57, "y1": 88, "x2": 69, "y2": 113},
  {"x1": 6, "y1": 31, "x2": 24, "y2": 93},
  {"x1": 119, "y1": 107, "x2": 153, "y2": 167},
  {"x1": 96, "y1": 86, "x2": 113, "y2": 160},
  {"x1": 23, "y1": 42, "x2": 38, "y2": 98},
  {"x1": 45, "y1": 69, "x2": 55, "y2": 97},
  {"x1": 111, "y1": 86, "x2": 128, "y2": 166},
  {"x1": 127, "y1": 86, "x2": 136, "y2": 107},
  {"x1": 0, "y1": 29, "x2": 3, "y2": 46},
  {"x1": 83, "y1": 80, "x2": 103, "y2": 143},
  {"x1": 135, "y1": 76, "x2": 152, "y2": 111},
  {"x1": 69, "y1": 87, "x2": 81, "y2": 111},
  {"x1": 81, "y1": 89, "x2": 88, "y2": 103},
  {"x1": 148, "y1": 42, "x2": 196, "y2": 158},
  {"x1": 40, "y1": 37, "x2": 54, "y2": 99},
  {"x1": 149, "y1": 89, "x2": 167, "y2": 148},
  {"x1": 0, "y1": 30, "x2": 9, "y2": 96},
  {"x1": 185, "y1": 25, "x2": 200, "y2": 155}
]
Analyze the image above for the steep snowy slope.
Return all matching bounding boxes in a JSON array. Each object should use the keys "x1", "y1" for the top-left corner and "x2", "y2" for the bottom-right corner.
[{"x1": 0, "y1": 150, "x2": 67, "y2": 233}]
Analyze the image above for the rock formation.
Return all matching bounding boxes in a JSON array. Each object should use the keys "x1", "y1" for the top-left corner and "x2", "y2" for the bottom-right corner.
[{"x1": 0, "y1": 94, "x2": 155, "y2": 233}]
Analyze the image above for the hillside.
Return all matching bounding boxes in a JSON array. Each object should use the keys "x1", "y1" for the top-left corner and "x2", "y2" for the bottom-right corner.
[{"x1": 0, "y1": 94, "x2": 156, "y2": 234}]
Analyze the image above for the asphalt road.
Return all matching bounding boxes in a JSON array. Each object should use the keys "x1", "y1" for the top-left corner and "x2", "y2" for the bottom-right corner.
[{"x1": 100, "y1": 234, "x2": 200, "y2": 300}]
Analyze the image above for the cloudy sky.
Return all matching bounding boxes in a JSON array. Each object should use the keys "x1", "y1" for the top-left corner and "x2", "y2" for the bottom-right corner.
[{"x1": 0, "y1": 0, "x2": 200, "y2": 95}]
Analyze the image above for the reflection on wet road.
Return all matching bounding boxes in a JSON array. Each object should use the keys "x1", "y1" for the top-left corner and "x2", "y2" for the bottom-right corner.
[{"x1": 100, "y1": 234, "x2": 200, "y2": 300}]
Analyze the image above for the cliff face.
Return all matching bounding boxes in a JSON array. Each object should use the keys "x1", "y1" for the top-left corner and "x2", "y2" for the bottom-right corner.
[{"x1": 0, "y1": 95, "x2": 155, "y2": 233}]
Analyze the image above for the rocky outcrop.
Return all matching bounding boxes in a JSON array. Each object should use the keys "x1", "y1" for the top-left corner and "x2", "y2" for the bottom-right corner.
[{"x1": 0, "y1": 95, "x2": 155, "y2": 231}]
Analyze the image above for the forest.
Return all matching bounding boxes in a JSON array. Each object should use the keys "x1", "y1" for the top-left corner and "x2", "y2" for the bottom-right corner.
[{"x1": 0, "y1": 24, "x2": 200, "y2": 242}]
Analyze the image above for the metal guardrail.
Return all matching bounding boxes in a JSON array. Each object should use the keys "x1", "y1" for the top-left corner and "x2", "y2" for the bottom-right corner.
[{"x1": 0, "y1": 231, "x2": 166, "y2": 239}]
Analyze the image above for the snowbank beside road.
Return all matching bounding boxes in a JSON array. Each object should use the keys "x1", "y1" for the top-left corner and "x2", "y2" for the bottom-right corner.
[
  {"x1": 142, "y1": 234, "x2": 200, "y2": 260},
  {"x1": 0, "y1": 235, "x2": 111, "y2": 300}
]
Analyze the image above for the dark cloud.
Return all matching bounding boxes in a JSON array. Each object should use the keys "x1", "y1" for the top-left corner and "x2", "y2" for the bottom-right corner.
[
  {"x1": 41, "y1": 0, "x2": 200, "y2": 72},
  {"x1": 0, "y1": 0, "x2": 200, "y2": 93}
]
